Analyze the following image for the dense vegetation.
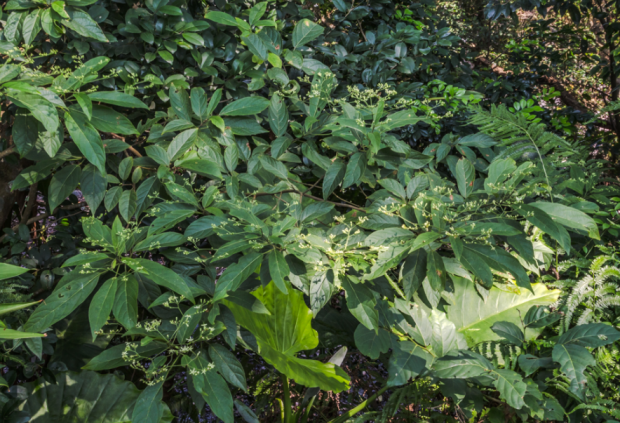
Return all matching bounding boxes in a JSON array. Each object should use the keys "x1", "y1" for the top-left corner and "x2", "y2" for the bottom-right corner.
[{"x1": 0, "y1": 0, "x2": 619, "y2": 421}]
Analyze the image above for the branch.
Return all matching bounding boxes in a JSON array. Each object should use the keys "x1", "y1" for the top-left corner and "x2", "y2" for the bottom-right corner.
[
  {"x1": 20, "y1": 183, "x2": 38, "y2": 225},
  {"x1": 0, "y1": 202, "x2": 86, "y2": 243},
  {"x1": 250, "y1": 189, "x2": 365, "y2": 211},
  {"x1": 0, "y1": 146, "x2": 16, "y2": 159}
]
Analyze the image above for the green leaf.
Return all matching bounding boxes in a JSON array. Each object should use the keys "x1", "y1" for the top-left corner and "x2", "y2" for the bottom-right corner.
[
  {"x1": 87, "y1": 92, "x2": 148, "y2": 109},
  {"x1": 226, "y1": 291, "x2": 270, "y2": 315},
  {"x1": 169, "y1": 87, "x2": 192, "y2": 121},
  {"x1": 523, "y1": 306, "x2": 560, "y2": 328},
  {"x1": 49, "y1": 165, "x2": 81, "y2": 212},
  {"x1": 167, "y1": 128, "x2": 198, "y2": 161},
  {"x1": 207, "y1": 88, "x2": 222, "y2": 116},
  {"x1": 387, "y1": 341, "x2": 432, "y2": 386},
  {"x1": 205, "y1": 11, "x2": 238, "y2": 26},
  {"x1": 342, "y1": 277, "x2": 378, "y2": 331},
  {"x1": 83, "y1": 342, "x2": 167, "y2": 371},
  {"x1": 401, "y1": 249, "x2": 427, "y2": 299},
  {"x1": 17, "y1": 370, "x2": 172, "y2": 422},
  {"x1": 182, "y1": 32, "x2": 204, "y2": 46},
  {"x1": 455, "y1": 158, "x2": 475, "y2": 198},
  {"x1": 323, "y1": 159, "x2": 345, "y2": 199},
  {"x1": 493, "y1": 369, "x2": 526, "y2": 409},
  {"x1": 0, "y1": 328, "x2": 45, "y2": 339},
  {"x1": 220, "y1": 97, "x2": 270, "y2": 116},
  {"x1": 426, "y1": 250, "x2": 446, "y2": 291},
  {"x1": 62, "y1": 9, "x2": 108, "y2": 42},
  {"x1": 188, "y1": 354, "x2": 234, "y2": 423},
  {"x1": 342, "y1": 153, "x2": 366, "y2": 188},
  {"x1": 148, "y1": 209, "x2": 194, "y2": 236},
  {"x1": 529, "y1": 202, "x2": 600, "y2": 240},
  {"x1": 309, "y1": 269, "x2": 334, "y2": 316},
  {"x1": 292, "y1": 19, "x2": 324, "y2": 49},
  {"x1": 22, "y1": 9, "x2": 41, "y2": 45},
  {"x1": 445, "y1": 278, "x2": 559, "y2": 347},
  {"x1": 209, "y1": 343, "x2": 247, "y2": 391},
  {"x1": 249, "y1": 1, "x2": 267, "y2": 25},
  {"x1": 89, "y1": 277, "x2": 117, "y2": 339},
  {"x1": 433, "y1": 351, "x2": 491, "y2": 379},
  {"x1": 80, "y1": 165, "x2": 106, "y2": 214},
  {"x1": 0, "y1": 301, "x2": 40, "y2": 315},
  {"x1": 176, "y1": 305, "x2": 203, "y2": 344},
  {"x1": 8, "y1": 91, "x2": 59, "y2": 137},
  {"x1": 458, "y1": 245, "x2": 493, "y2": 288},
  {"x1": 268, "y1": 93, "x2": 288, "y2": 137},
  {"x1": 514, "y1": 204, "x2": 571, "y2": 253},
  {"x1": 464, "y1": 244, "x2": 531, "y2": 291},
  {"x1": 132, "y1": 382, "x2": 164, "y2": 423},
  {"x1": 0, "y1": 263, "x2": 29, "y2": 281},
  {"x1": 12, "y1": 109, "x2": 39, "y2": 156},
  {"x1": 552, "y1": 343, "x2": 595, "y2": 400},
  {"x1": 113, "y1": 274, "x2": 139, "y2": 329},
  {"x1": 557, "y1": 323, "x2": 620, "y2": 348},
  {"x1": 259, "y1": 155, "x2": 288, "y2": 180},
  {"x1": 354, "y1": 325, "x2": 390, "y2": 359},
  {"x1": 224, "y1": 281, "x2": 350, "y2": 391},
  {"x1": 190, "y1": 87, "x2": 208, "y2": 120},
  {"x1": 378, "y1": 178, "x2": 406, "y2": 199},
  {"x1": 214, "y1": 253, "x2": 263, "y2": 301},
  {"x1": 267, "y1": 249, "x2": 289, "y2": 294},
  {"x1": 491, "y1": 321, "x2": 524, "y2": 345},
  {"x1": 71, "y1": 105, "x2": 138, "y2": 136},
  {"x1": 65, "y1": 111, "x2": 106, "y2": 174},
  {"x1": 135, "y1": 233, "x2": 187, "y2": 252},
  {"x1": 242, "y1": 34, "x2": 268, "y2": 61},
  {"x1": 122, "y1": 258, "x2": 194, "y2": 302},
  {"x1": 518, "y1": 354, "x2": 552, "y2": 377},
  {"x1": 104, "y1": 186, "x2": 122, "y2": 211},
  {"x1": 4, "y1": 12, "x2": 25, "y2": 44},
  {"x1": 25, "y1": 270, "x2": 101, "y2": 332},
  {"x1": 62, "y1": 252, "x2": 110, "y2": 267},
  {"x1": 178, "y1": 158, "x2": 222, "y2": 179}
]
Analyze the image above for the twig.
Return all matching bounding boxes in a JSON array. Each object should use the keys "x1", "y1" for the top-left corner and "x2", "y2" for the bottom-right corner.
[
  {"x1": 127, "y1": 145, "x2": 143, "y2": 158},
  {"x1": 250, "y1": 190, "x2": 365, "y2": 211},
  {"x1": 0, "y1": 146, "x2": 16, "y2": 159}
]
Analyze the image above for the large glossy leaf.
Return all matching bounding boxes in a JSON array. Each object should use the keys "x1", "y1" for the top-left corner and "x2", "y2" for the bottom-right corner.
[
  {"x1": 16, "y1": 370, "x2": 172, "y2": 422},
  {"x1": 224, "y1": 281, "x2": 350, "y2": 391},
  {"x1": 445, "y1": 278, "x2": 559, "y2": 346}
]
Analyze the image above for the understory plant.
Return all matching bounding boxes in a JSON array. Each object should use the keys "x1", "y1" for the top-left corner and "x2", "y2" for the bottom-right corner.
[{"x1": 0, "y1": 0, "x2": 619, "y2": 422}]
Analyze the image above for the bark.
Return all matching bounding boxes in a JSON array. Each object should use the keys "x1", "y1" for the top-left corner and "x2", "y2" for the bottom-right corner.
[{"x1": 0, "y1": 158, "x2": 24, "y2": 230}]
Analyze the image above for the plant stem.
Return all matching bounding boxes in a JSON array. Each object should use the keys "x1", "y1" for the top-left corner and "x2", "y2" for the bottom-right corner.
[
  {"x1": 299, "y1": 396, "x2": 316, "y2": 423},
  {"x1": 328, "y1": 385, "x2": 389, "y2": 423},
  {"x1": 281, "y1": 374, "x2": 292, "y2": 423},
  {"x1": 276, "y1": 398, "x2": 285, "y2": 422}
]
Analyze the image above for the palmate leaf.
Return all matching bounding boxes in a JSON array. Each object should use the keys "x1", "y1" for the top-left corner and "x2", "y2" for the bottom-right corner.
[
  {"x1": 16, "y1": 370, "x2": 172, "y2": 422},
  {"x1": 445, "y1": 278, "x2": 559, "y2": 346},
  {"x1": 224, "y1": 281, "x2": 350, "y2": 392}
]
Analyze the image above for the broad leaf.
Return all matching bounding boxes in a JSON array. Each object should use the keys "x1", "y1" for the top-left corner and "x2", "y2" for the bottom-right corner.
[{"x1": 224, "y1": 281, "x2": 350, "y2": 391}]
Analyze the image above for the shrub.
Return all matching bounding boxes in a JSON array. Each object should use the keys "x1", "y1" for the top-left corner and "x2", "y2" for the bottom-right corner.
[{"x1": 0, "y1": 0, "x2": 619, "y2": 422}]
